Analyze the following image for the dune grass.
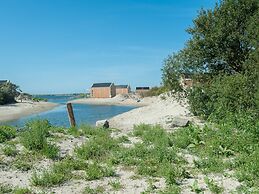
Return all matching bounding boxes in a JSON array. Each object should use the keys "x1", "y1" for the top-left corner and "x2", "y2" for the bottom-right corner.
[{"x1": 0, "y1": 119, "x2": 258, "y2": 193}]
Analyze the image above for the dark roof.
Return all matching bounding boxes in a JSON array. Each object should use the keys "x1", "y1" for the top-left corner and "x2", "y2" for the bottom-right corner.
[
  {"x1": 115, "y1": 85, "x2": 129, "y2": 88},
  {"x1": 136, "y1": 87, "x2": 150, "y2": 90},
  {"x1": 0, "y1": 80, "x2": 8, "y2": 84},
  {"x1": 92, "y1": 83, "x2": 113, "y2": 88}
]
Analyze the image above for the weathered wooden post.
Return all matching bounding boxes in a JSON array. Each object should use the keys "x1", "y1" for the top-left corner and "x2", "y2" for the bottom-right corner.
[{"x1": 66, "y1": 103, "x2": 76, "y2": 127}]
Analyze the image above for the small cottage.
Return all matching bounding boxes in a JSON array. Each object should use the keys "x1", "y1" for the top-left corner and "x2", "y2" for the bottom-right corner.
[
  {"x1": 135, "y1": 87, "x2": 150, "y2": 95},
  {"x1": 115, "y1": 85, "x2": 131, "y2": 95},
  {"x1": 180, "y1": 74, "x2": 193, "y2": 88},
  {"x1": 0, "y1": 80, "x2": 9, "y2": 85},
  {"x1": 91, "y1": 83, "x2": 116, "y2": 98}
]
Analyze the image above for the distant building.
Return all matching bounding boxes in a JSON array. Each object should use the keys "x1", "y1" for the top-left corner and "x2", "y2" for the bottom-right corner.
[
  {"x1": 0, "y1": 80, "x2": 9, "y2": 85},
  {"x1": 135, "y1": 87, "x2": 150, "y2": 95},
  {"x1": 115, "y1": 85, "x2": 131, "y2": 95},
  {"x1": 91, "y1": 83, "x2": 116, "y2": 98},
  {"x1": 180, "y1": 74, "x2": 193, "y2": 89}
]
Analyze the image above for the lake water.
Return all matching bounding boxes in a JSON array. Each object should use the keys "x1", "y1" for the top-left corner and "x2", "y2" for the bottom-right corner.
[{"x1": 4, "y1": 95, "x2": 136, "y2": 127}]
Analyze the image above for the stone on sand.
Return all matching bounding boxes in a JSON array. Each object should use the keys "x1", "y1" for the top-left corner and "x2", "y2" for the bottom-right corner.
[
  {"x1": 96, "y1": 119, "x2": 109, "y2": 128},
  {"x1": 170, "y1": 116, "x2": 190, "y2": 127}
]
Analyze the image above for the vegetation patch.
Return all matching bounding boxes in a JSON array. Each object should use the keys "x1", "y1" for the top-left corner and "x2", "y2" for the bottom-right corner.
[
  {"x1": 20, "y1": 120, "x2": 60, "y2": 159},
  {"x1": 2, "y1": 145, "x2": 18, "y2": 157},
  {"x1": 0, "y1": 126, "x2": 16, "y2": 143}
]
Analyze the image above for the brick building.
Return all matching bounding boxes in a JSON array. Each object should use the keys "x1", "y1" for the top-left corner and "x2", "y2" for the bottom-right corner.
[
  {"x1": 115, "y1": 85, "x2": 131, "y2": 95},
  {"x1": 91, "y1": 83, "x2": 116, "y2": 98}
]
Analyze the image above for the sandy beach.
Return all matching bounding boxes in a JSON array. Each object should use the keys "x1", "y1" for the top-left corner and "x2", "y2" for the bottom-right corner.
[
  {"x1": 69, "y1": 94, "x2": 153, "y2": 107},
  {"x1": 0, "y1": 101, "x2": 58, "y2": 123}
]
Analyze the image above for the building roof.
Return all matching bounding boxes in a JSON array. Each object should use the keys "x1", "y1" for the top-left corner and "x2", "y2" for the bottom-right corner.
[
  {"x1": 115, "y1": 85, "x2": 129, "y2": 88},
  {"x1": 92, "y1": 83, "x2": 113, "y2": 88},
  {"x1": 136, "y1": 87, "x2": 150, "y2": 90},
  {"x1": 0, "y1": 80, "x2": 8, "y2": 84}
]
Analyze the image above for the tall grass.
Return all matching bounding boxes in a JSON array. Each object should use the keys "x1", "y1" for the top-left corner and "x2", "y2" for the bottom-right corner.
[
  {"x1": 0, "y1": 126, "x2": 16, "y2": 143},
  {"x1": 20, "y1": 120, "x2": 59, "y2": 159}
]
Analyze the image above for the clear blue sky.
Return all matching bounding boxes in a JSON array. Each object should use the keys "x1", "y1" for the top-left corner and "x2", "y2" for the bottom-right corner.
[{"x1": 0, "y1": 0, "x2": 217, "y2": 94}]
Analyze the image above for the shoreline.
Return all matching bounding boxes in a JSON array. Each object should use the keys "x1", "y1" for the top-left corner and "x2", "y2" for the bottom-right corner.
[
  {"x1": 0, "y1": 101, "x2": 58, "y2": 123},
  {"x1": 69, "y1": 96, "x2": 153, "y2": 107},
  {"x1": 70, "y1": 94, "x2": 193, "y2": 132}
]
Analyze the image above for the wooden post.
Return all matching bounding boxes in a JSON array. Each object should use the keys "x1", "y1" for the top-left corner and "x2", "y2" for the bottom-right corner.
[{"x1": 66, "y1": 103, "x2": 76, "y2": 127}]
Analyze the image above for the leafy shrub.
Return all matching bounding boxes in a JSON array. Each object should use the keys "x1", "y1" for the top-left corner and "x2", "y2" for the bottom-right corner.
[
  {"x1": 188, "y1": 74, "x2": 258, "y2": 125},
  {"x1": 0, "y1": 126, "x2": 16, "y2": 143}
]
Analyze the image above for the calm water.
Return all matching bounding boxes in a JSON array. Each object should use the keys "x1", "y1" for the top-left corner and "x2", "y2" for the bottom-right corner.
[{"x1": 3, "y1": 95, "x2": 135, "y2": 127}]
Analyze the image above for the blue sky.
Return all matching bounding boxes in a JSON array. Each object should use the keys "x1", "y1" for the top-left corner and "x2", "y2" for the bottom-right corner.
[{"x1": 0, "y1": 0, "x2": 217, "y2": 94}]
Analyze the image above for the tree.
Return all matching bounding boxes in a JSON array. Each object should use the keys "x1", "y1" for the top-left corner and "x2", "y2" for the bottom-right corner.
[
  {"x1": 161, "y1": 0, "x2": 259, "y2": 121},
  {"x1": 0, "y1": 82, "x2": 20, "y2": 105},
  {"x1": 186, "y1": 0, "x2": 258, "y2": 74}
]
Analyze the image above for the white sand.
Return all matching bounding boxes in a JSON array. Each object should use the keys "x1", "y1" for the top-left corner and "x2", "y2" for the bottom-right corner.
[
  {"x1": 0, "y1": 101, "x2": 58, "y2": 123},
  {"x1": 109, "y1": 94, "x2": 191, "y2": 132},
  {"x1": 69, "y1": 94, "x2": 152, "y2": 107},
  {"x1": 70, "y1": 93, "x2": 192, "y2": 132}
]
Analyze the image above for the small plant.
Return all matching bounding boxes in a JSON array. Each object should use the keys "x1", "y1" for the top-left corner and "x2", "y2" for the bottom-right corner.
[
  {"x1": 190, "y1": 180, "x2": 203, "y2": 193},
  {"x1": 0, "y1": 183, "x2": 12, "y2": 193},
  {"x1": 0, "y1": 126, "x2": 16, "y2": 143},
  {"x1": 2, "y1": 145, "x2": 18, "y2": 157},
  {"x1": 204, "y1": 177, "x2": 223, "y2": 194},
  {"x1": 159, "y1": 184, "x2": 180, "y2": 194},
  {"x1": 12, "y1": 152, "x2": 36, "y2": 171},
  {"x1": 117, "y1": 135, "x2": 130, "y2": 143},
  {"x1": 31, "y1": 160, "x2": 72, "y2": 187},
  {"x1": 42, "y1": 143, "x2": 60, "y2": 160},
  {"x1": 109, "y1": 180, "x2": 123, "y2": 191},
  {"x1": 85, "y1": 162, "x2": 115, "y2": 181},
  {"x1": 67, "y1": 126, "x2": 82, "y2": 137},
  {"x1": 76, "y1": 133, "x2": 119, "y2": 161},
  {"x1": 83, "y1": 186, "x2": 105, "y2": 194},
  {"x1": 13, "y1": 187, "x2": 32, "y2": 194}
]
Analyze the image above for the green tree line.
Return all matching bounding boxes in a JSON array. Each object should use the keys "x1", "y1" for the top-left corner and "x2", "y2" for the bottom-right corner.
[
  {"x1": 162, "y1": 0, "x2": 259, "y2": 128},
  {"x1": 0, "y1": 81, "x2": 20, "y2": 105}
]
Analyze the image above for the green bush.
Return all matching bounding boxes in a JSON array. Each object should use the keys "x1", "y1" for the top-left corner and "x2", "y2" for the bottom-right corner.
[
  {"x1": 0, "y1": 126, "x2": 16, "y2": 143},
  {"x1": 20, "y1": 120, "x2": 59, "y2": 159},
  {"x1": 188, "y1": 74, "x2": 258, "y2": 123}
]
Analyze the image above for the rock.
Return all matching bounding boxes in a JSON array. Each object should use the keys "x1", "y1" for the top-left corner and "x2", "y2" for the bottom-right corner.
[
  {"x1": 96, "y1": 119, "x2": 109, "y2": 128},
  {"x1": 170, "y1": 117, "x2": 190, "y2": 127}
]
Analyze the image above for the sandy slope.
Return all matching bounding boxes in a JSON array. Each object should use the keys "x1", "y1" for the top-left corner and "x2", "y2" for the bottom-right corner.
[
  {"x1": 0, "y1": 101, "x2": 58, "y2": 123},
  {"x1": 109, "y1": 94, "x2": 191, "y2": 132}
]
